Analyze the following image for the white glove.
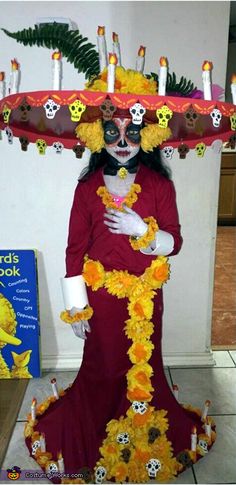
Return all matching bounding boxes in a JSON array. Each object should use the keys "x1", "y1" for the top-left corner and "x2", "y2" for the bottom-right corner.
[
  {"x1": 104, "y1": 205, "x2": 148, "y2": 237},
  {"x1": 70, "y1": 306, "x2": 91, "y2": 340}
]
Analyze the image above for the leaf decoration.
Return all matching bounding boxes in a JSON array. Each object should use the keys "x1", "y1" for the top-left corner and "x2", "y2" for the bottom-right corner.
[
  {"x1": 1, "y1": 23, "x2": 100, "y2": 80},
  {"x1": 146, "y1": 71, "x2": 196, "y2": 96}
]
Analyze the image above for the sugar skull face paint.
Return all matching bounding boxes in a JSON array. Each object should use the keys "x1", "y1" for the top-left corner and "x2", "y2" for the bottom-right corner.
[{"x1": 104, "y1": 118, "x2": 141, "y2": 165}]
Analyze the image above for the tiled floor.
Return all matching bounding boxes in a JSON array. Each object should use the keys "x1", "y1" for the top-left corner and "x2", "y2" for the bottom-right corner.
[
  {"x1": 211, "y1": 226, "x2": 236, "y2": 348},
  {"x1": 1, "y1": 351, "x2": 236, "y2": 484}
]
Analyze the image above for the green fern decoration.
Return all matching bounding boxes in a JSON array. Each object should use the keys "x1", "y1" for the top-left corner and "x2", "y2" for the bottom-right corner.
[
  {"x1": 1, "y1": 23, "x2": 100, "y2": 80},
  {"x1": 147, "y1": 71, "x2": 196, "y2": 96}
]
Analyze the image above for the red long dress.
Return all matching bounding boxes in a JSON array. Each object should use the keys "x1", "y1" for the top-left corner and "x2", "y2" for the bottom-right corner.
[{"x1": 25, "y1": 163, "x2": 215, "y2": 482}]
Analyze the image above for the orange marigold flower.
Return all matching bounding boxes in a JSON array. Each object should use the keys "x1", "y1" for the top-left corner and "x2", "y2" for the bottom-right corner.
[
  {"x1": 128, "y1": 341, "x2": 154, "y2": 364},
  {"x1": 82, "y1": 259, "x2": 105, "y2": 290},
  {"x1": 133, "y1": 408, "x2": 152, "y2": 426},
  {"x1": 127, "y1": 387, "x2": 152, "y2": 402},
  {"x1": 135, "y1": 370, "x2": 150, "y2": 385},
  {"x1": 134, "y1": 448, "x2": 151, "y2": 463}
]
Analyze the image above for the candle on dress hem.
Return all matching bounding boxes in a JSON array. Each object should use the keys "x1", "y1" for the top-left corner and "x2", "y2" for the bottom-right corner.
[
  {"x1": 135, "y1": 46, "x2": 146, "y2": 74},
  {"x1": 107, "y1": 53, "x2": 118, "y2": 93},
  {"x1": 202, "y1": 61, "x2": 213, "y2": 101},
  {"x1": 9, "y1": 59, "x2": 20, "y2": 95},
  {"x1": 51, "y1": 377, "x2": 59, "y2": 399},
  {"x1": 40, "y1": 432, "x2": 46, "y2": 452},
  {"x1": 0, "y1": 72, "x2": 6, "y2": 100},
  {"x1": 112, "y1": 32, "x2": 121, "y2": 66},
  {"x1": 191, "y1": 425, "x2": 197, "y2": 451},
  {"x1": 231, "y1": 74, "x2": 236, "y2": 105},
  {"x1": 97, "y1": 26, "x2": 108, "y2": 72},
  {"x1": 201, "y1": 399, "x2": 211, "y2": 420},
  {"x1": 57, "y1": 451, "x2": 65, "y2": 473},
  {"x1": 31, "y1": 397, "x2": 37, "y2": 421},
  {"x1": 52, "y1": 51, "x2": 62, "y2": 90},
  {"x1": 158, "y1": 57, "x2": 168, "y2": 96},
  {"x1": 172, "y1": 384, "x2": 179, "y2": 401},
  {"x1": 204, "y1": 417, "x2": 212, "y2": 439}
]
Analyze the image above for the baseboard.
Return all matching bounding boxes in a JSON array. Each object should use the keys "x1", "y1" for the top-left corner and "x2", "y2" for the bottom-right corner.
[{"x1": 42, "y1": 350, "x2": 215, "y2": 371}]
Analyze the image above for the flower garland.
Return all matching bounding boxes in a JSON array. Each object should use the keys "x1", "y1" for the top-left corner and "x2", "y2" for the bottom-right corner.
[
  {"x1": 96, "y1": 184, "x2": 141, "y2": 211},
  {"x1": 129, "y1": 216, "x2": 159, "y2": 251},
  {"x1": 60, "y1": 305, "x2": 93, "y2": 324}
]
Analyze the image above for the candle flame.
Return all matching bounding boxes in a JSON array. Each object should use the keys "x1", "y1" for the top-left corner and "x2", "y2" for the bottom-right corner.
[
  {"x1": 57, "y1": 451, "x2": 63, "y2": 459},
  {"x1": 205, "y1": 399, "x2": 211, "y2": 406},
  {"x1": 172, "y1": 384, "x2": 179, "y2": 390},
  {"x1": 97, "y1": 26, "x2": 105, "y2": 36},
  {"x1": 231, "y1": 73, "x2": 236, "y2": 84},
  {"x1": 202, "y1": 61, "x2": 213, "y2": 71},
  {"x1": 11, "y1": 58, "x2": 20, "y2": 71},
  {"x1": 51, "y1": 378, "x2": 57, "y2": 383},
  {"x1": 138, "y1": 46, "x2": 146, "y2": 57},
  {"x1": 113, "y1": 32, "x2": 119, "y2": 43},
  {"x1": 0, "y1": 72, "x2": 5, "y2": 81},
  {"x1": 32, "y1": 397, "x2": 37, "y2": 405},
  {"x1": 160, "y1": 56, "x2": 168, "y2": 67},
  {"x1": 52, "y1": 51, "x2": 62, "y2": 60},
  {"x1": 191, "y1": 426, "x2": 197, "y2": 434},
  {"x1": 109, "y1": 53, "x2": 118, "y2": 65},
  {"x1": 41, "y1": 432, "x2": 45, "y2": 439}
]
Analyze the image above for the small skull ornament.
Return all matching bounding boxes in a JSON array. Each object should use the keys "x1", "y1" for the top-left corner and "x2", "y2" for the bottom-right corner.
[
  {"x1": 31, "y1": 440, "x2": 41, "y2": 456},
  {"x1": 156, "y1": 106, "x2": 173, "y2": 128},
  {"x1": 2, "y1": 105, "x2": 11, "y2": 124},
  {"x1": 198, "y1": 439, "x2": 208, "y2": 454},
  {"x1": 145, "y1": 458, "x2": 162, "y2": 479},
  {"x1": 178, "y1": 143, "x2": 189, "y2": 159},
  {"x1": 129, "y1": 103, "x2": 146, "y2": 125},
  {"x1": 4, "y1": 126, "x2": 13, "y2": 144},
  {"x1": 36, "y1": 138, "x2": 47, "y2": 155},
  {"x1": 116, "y1": 432, "x2": 130, "y2": 445},
  {"x1": 161, "y1": 146, "x2": 174, "y2": 160},
  {"x1": 100, "y1": 99, "x2": 117, "y2": 121},
  {"x1": 230, "y1": 112, "x2": 236, "y2": 130},
  {"x1": 53, "y1": 141, "x2": 64, "y2": 154},
  {"x1": 45, "y1": 461, "x2": 59, "y2": 474},
  {"x1": 95, "y1": 466, "x2": 107, "y2": 484},
  {"x1": 69, "y1": 99, "x2": 86, "y2": 122},
  {"x1": 43, "y1": 98, "x2": 61, "y2": 120},
  {"x1": 73, "y1": 144, "x2": 85, "y2": 159},
  {"x1": 195, "y1": 142, "x2": 206, "y2": 157},
  {"x1": 19, "y1": 99, "x2": 31, "y2": 122},
  {"x1": 210, "y1": 108, "x2": 222, "y2": 128},
  {"x1": 19, "y1": 136, "x2": 29, "y2": 152},
  {"x1": 184, "y1": 107, "x2": 199, "y2": 129},
  {"x1": 132, "y1": 401, "x2": 148, "y2": 415}
]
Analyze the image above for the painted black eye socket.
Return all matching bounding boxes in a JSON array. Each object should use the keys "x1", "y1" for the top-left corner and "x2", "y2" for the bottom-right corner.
[
  {"x1": 140, "y1": 109, "x2": 144, "y2": 114},
  {"x1": 159, "y1": 113, "x2": 163, "y2": 118},
  {"x1": 53, "y1": 105, "x2": 57, "y2": 110},
  {"x1": 192, "y1": 113, "x2": 197, "y2": 119},
  {"x1": 110, "y1": 106, "x2": 115, "y2": 111},
  {"x1": 166, "y1": 114, "x2": 170, "y2": 119}
]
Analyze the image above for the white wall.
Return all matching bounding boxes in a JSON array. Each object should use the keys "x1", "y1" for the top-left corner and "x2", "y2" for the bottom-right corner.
[{"x1": 0, "y1": 1, "x2": 230, "y2": 369}]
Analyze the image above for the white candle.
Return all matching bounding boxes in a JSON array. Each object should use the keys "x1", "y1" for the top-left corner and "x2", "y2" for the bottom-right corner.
[
  {"x1": 57, "y1": 451, "x2": 65, "y2": 473},
  {"x1": 204, "y1": 417, "x2": 212, "y2": 439},
  {"x1": 40, "y1": 433, "x2": 46, "y2": 452},
  {"x1": 97, "y1": 26, "x2": 108, "y2": 72},
  {"x1": 9, "y1": 59, "x2": 20, "y2": 94},
  {"x1": 172, "y1": 384, "x2": 179, "y2": 401},
  {"x1": 107, "y1": 53, "x2": 118, "y2": 93},
  {"x1": 158, "y1": 57, "x2": 168, "y2": 96},
  {"x1": 135, "y1": 46, "x2": 146, "y2": 74},
  {"x1": 52, "y1": 51, "x2": 62, "y2": 90},
  {"x1": 31, "y1": 397, "x2": 37, "y2": 421},
  {"x1": 201, "y1": 399, "x2": 211, "y2": 421},
  {"x1": 51, "y1": 377, "x2": 59, "y2": 399},
  {"x1": 231, "y1": 74, "x2": 236, "y2": 105},
  {"x1": 191, "y1": 426, "x2": 197, "y2": 451},
  {"x1": 0, "y1": 72, "x2": 6, "y2": 99},
  {"x1": 202, "y1": 61, "x2": 213, "y2": 101},
  {"x1": 112, "y1": 32, "x2": 121, "y2": 66}
]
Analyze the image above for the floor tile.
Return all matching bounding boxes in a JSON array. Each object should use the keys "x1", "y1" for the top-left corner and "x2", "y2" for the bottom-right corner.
[
  {"x1": 169, "y1": 367, "x2": 236, "y2": 414},
  {"x1": 211, "y1": 311, "x2": 236, "y2": 347},
  {"x1": 17, "y1": 370, "x2": 78, "y2": 421},
  {"x1": 229, "y1": 350, "x2": 236, "y2": 365},
  {"x1": 193, "y1": 415, "x2": 236, "y2": 484},
  {"x1": 212, "y1": 350, "x2": 235, "y2": 367}
]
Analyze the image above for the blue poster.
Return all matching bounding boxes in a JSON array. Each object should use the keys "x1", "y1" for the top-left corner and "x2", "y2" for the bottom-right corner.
[{"x1": 0, "y1": 249, "x2": 41, "y2": 378}]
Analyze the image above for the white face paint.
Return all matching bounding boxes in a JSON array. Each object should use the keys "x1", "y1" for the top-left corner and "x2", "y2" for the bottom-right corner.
[{"x1": 104, "y1": 118, "x2": 141, "y2": 165}]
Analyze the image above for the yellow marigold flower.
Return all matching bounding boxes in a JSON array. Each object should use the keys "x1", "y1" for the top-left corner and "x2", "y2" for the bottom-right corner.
[
  {"x1": 140, "y1": 124, "x2": 172, "y2": 152},
  {"x1": 82, "y1": 259, "x2": 105, "y2": 290},
  {"x1": 127, "y1": 363, "x2": 153, "y2": 387},
  {"x1": 105, "y1": 271, "x2": 138, "y2": 299},
  {"x1": 134, "y1": 446, "x2": 152, "y2": 463},
  {"x1": 110, "y1": 462, "x2": 128, "y2": 482},
  {"x1": 125, "y1": 318, "x2": 154, "y2": 341},
  {"x1": 75, "y1": 120, "x2": 105, "y2": 153},
  {"x1": 35, "y1": 451, "x2": 53, "y2": 467},
  {"x1": 143, "y1": 256, "x2": 170, "y2": 289},
  {"x1": 128, "y1": 292, "x2": 154, "y2": 321},
  {"x1": 86, "y1": 67, "x2": 157, "y2": 95},
  {"x1": 128, "y1": 340, "x2": 154, "y2": 364}
]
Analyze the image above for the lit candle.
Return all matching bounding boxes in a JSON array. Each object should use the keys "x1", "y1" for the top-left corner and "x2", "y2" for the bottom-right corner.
[
  {"x1": 9, "y1": 59, "x2": 20, "y2": 94},
  {"x1": 51, "y1": 377, "x2": 59, "y2": 399},
  {"x1": 201, "y1": 399, "x2": 211, "y2": 421},
  {"x1": 191, "y1": 426, "x2": 197, "y2": 451},
  {"x1": 0, "y1": 72, "x2": 6, "y2": 99},
  {"x1": 204, "y1": 417, "x2": 212, "y2": 439},
  {"x1": 135, "y1": 46, "x2": 146, "y2": 74},
  {"x1": 97, "y1": 26, "x2": 108, "y2": 72},
  {"x1": 112, "y1": 32, "x2": 121, "y2": 66},
  {"x1": 202, "y1": 61, "x2": 213, "y2": 101},
  {"x1": 231, "y1": 74, "x2": 236, "y2": 105},
  {"x1": 31, "y1": 397, "x2": 37, "y2": 421},
  {"x1": 172, "y1": 384, "x2": 179, "y2": 401},
  {"x1": 52, "y1": 51, "x2": 62, "y2": 90},
  {"x1": 107, "y1": 53, "x2": 118, "y2": 93},
  {"x1": 57, "y1": 451, "x2": 65, "y2": 473},
  {"x1": 40, "y1": 432, "x2": 46, "y2": 452},
  {"x1": 158, "y1": 57, "x2": 168, "y2": 96}
]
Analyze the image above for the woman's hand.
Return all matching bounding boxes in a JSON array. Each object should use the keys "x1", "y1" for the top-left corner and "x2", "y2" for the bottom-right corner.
[
  {"x1": 104, "y1": 205, "x2": 148, "y2": 237},
  {"x1": 70, "y1": 306, "x2": 91, "y2": 339}
]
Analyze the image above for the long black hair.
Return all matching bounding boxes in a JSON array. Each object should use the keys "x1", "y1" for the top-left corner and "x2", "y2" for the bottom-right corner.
[{"x1": 79, "y1": 146, "x2": 171, "y2": 181}]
